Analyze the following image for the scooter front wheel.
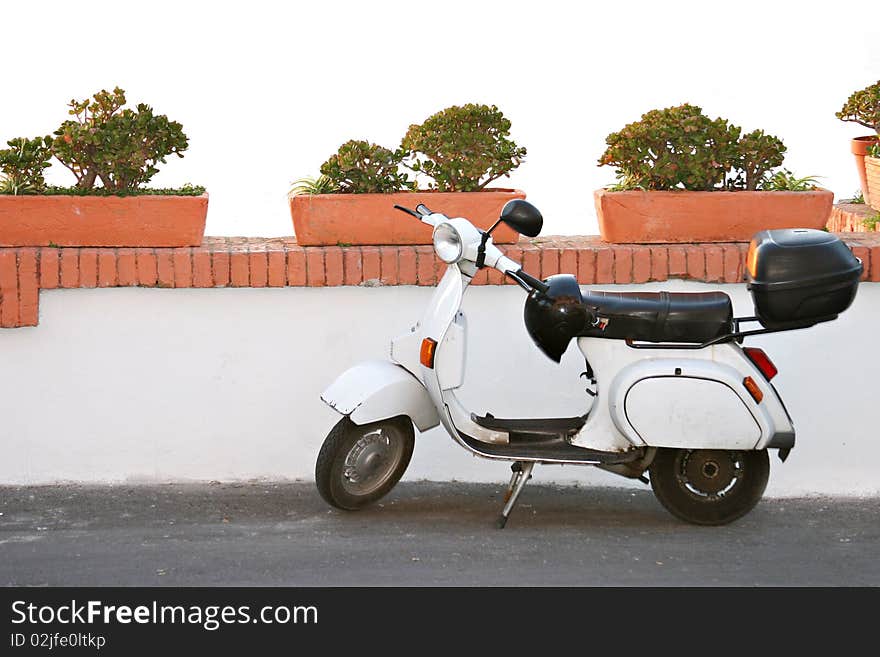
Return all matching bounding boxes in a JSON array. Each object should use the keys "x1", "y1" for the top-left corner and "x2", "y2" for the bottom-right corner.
[
  {"x1": 315, "y1": 415, "x2": 415, "y2": 511},
  {"x1": 649, "y1": 448, "x2": 770, "y2": 526}
]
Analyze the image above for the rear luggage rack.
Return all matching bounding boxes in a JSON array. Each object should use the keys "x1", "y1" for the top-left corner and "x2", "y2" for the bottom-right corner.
[{"x1": 624, "y1": 315, "x2": 836, "y2": 350}]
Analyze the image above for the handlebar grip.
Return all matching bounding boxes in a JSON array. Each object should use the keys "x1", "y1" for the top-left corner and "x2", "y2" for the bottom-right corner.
[
  {"x1": 393, "y1": 204, "x2": 421, "y2": 219},
  {"x1": 517, "y1": 270, "x2": 550, "y2": 294}
]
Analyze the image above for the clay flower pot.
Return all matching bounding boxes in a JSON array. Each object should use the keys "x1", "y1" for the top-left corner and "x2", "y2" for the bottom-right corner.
[
  {"x1": 594, "y1": 188, "x2": 834, "y2": 243},
  {"x1": 851, "y1": 136, "x2": 879, "y2": 206},
  {"x1": 865, "y1": 156, "x2": 880, "y2": 211},
  {"x1": 0, "y1": 194, "x2": 209, "y2": 247},
  {"x1": 289, "y1": 189, "x2": 525, "y2": 246}
]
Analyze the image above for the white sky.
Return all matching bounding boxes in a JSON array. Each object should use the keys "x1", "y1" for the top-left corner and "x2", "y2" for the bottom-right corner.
[{"x1": 2, "y1": 0, "x2": 878, "y2": 236}]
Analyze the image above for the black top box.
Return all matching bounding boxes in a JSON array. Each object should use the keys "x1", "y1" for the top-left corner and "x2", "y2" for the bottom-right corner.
[{"x1": 746, "y1": 229, "x2": 862, "y2": 329}]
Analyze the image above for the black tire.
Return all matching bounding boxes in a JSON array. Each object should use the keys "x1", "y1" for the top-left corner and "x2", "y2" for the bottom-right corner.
[
  {"x1": 649, "y1": 448, "x2": 770, "y2": 526},
  {"x1": 315, "y1": 415, "x2": 415, "y2": 511}
]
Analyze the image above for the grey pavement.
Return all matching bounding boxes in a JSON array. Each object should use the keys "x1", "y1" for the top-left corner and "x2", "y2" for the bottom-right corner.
[{"x1": 1, "y1": 482, "x2": 878, "y2": 586}]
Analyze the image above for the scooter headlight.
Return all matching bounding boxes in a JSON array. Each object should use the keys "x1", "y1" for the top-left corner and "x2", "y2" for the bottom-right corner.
[{"x1": 433, "y1": 222, "x2": 463, "y2": 264}]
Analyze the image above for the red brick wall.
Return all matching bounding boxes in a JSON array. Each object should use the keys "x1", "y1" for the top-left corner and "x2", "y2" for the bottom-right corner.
[
  {"x1": 1, "y1": 234, "x2": 878, "y2": 329},
  {"x1": 827, "y1": 203, "x2": 880, "y2": 233}
]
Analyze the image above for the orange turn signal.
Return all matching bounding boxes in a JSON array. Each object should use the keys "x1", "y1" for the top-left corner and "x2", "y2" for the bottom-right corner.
[
  {"x1": 746, "y1": 241, "x2": 758, "y2": 279},
  {"x1": 743, "y1": 376, "x2": 763, "y2": 403},
  {"x1": 420, "y1": 338, "x2": 437, "y2": 368}
]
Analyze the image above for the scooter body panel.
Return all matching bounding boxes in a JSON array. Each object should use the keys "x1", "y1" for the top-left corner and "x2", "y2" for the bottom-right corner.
[
  {"x1": 573, "y1": 337, "x2": 794, "y2": 451},
  {"x1": 619, "y1": 367, "x2": 762, "y2": 449},
  {"x1": 418, "y1": 267, "x2": 519, "y2": 448},
  {"x1": 321, "y1": 360, "x2": 440, "y2": 431}
]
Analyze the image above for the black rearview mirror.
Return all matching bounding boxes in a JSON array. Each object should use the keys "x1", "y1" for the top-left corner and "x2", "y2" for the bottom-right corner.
[{"x1": 499, "y1": 200, "x2": 543, "y2": 238}]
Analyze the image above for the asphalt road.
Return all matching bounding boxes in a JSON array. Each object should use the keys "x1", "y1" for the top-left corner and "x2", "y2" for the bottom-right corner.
[{"x1": 1, "y1": 482, "x2": 877, "y2": 586}]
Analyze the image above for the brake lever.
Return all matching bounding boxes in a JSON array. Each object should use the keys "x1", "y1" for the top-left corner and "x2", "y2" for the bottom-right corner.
[
  {"x1": 504, "y1": 270, "x2": 532, "y2": 292},
  {"x1": 516, "y1": 270, "x2": 550, "y2": 294},
  {"x1": 393, "y1": 204, "x2": 421, "y2": 219}
]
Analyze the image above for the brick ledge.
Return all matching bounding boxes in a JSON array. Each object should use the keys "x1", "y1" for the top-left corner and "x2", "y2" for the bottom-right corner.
[
  {"x1": 827, "y1": 203, "x2": 879, "y2": 233},
  {"x1": 1, "y1": 234, "x2": 878, "y2": 328}
]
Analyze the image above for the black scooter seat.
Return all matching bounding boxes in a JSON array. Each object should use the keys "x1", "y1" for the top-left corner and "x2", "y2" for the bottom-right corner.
[{"x1": 579, "y1": 290, "x2": 733, "y2": 343}]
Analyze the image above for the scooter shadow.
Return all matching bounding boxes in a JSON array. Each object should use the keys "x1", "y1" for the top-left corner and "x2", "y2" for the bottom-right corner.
[{"x1": 340, "y1": 482, "x2": 749, "y2": 531}]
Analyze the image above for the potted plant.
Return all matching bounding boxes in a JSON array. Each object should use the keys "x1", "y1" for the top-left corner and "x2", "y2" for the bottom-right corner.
[
  {"x1": 836, "y1": 80, "x2": 880, "y2": 208},
  {"x1": 288, "y1": 104, "x2": 526, "y2": 246},
  {"x1": 0, "y1": 87, "x2": 207, "y2": 247},
  {"x1": 867, "y1": 142, "x2": 880, "y2": 211},
  {"x1": 594, "y1": 104, "x2": 833, "y2": 243}
]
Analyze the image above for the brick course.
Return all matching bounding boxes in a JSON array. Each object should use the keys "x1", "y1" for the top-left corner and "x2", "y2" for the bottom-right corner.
[
  {"x1": 827, "y1": 203, "x2": 879, "y2": 233},
  {"x1": 1, "y1": 233, "x2": 877, "y2": 329}
]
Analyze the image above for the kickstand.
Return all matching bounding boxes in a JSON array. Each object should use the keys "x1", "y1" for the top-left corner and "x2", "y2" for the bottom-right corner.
[{"x1": 497, "y1": 461, "x2": 534, "y2": 529}]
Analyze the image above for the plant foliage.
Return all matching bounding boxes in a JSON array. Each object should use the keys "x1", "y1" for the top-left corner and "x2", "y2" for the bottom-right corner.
[
  {"x1": 758, "y1": 170, "x2": 819, "y2": 191},
  {"x1": 52, "y1": 87, "x2": 189, "y2": 192},
  {"x1": 290, "y1": 175, "x2": 338, "y2": 196},
  {"x1": 836, "y1": 80, "x2": 880, "y2": 134},
  {"x1": 401, "y1": 104, "x2": 526, "y2": 192},
  {"x1": 731, "y1": 130, "x2": 786, "y2": 190},
  {"x1": 319, "y1": 140, "x2": 411, "y2": 194},
  {"x1": 0, "y1": 136, "x2": 53, "y2": 194},
  {"x1": 41, "y1": 183, "x2": 205, "y2": 196},
  {"x1": 599, "y1": 104, "x2": 791, "y2": 191}
]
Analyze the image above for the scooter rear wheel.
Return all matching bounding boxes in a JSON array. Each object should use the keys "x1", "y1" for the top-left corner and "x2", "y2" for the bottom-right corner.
[
  {"x1": 315, "y1": 415, "x2": 415, "y2": 511},
  {"x1": 649, "y1": 448, "x2": 769, "y2": 525}
]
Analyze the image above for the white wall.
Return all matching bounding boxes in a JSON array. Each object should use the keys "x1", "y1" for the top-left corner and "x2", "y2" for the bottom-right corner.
[
  {"x1": 1, "y1": 282, "x2": 878, "y2": 496},
  {"x1": 3, "y1": 1, "x2": 878, "y2": 237}
]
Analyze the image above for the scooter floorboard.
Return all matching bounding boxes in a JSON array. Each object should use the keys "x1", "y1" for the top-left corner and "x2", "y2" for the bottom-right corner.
[
  {"x1": 459, "y1": 431, "x2": 642, "y2": 465},
  {"x1": 470, "y1": 412, "x2": 587, "y2": 436}
]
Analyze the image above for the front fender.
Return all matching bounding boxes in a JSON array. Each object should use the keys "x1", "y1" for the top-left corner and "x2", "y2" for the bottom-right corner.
[{"x1": 321, "y1": 360, "x2": 441, "y2": 431}]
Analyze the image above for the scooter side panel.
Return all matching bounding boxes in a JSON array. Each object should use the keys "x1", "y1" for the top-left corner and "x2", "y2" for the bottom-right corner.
[
  {"x1": 436, "y1": 312, "x2": 467, "y2": 391},
  {"x1": 321, "y1": 360, "x2": 441, "y2": 431},
  {"x1": 573, "y1": 338, "x2": 793, "y2": 452},
  {"x1": 390, "y1": 324, "x2": 422, "y2": 378},
  {"x1": 624, "y1": 376, "x2": 761, "y2": 449}
]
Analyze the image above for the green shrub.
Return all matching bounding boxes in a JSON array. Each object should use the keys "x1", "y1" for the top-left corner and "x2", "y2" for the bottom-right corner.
[
  {"x1": 599, "y1": 104, "x2": 741, "y2": 191},
  {"x1": 40, "y1": 183, "x2": 205, "y2": 197},
  {"x1": 732, "y1": 130, "x2": 786, "y2": 190},
  {"x1": 52, "y1": 87, "x2": 189, "y2": 192},
  {"x1": 599, "y1": 104, "x2": 789, "y2": 191},
  {"x1": 290, "y1": 175, "x2": 337, "y2": 196},
  {"x1": 401, "y1": 104, "x2": 526, "y2": 192},
  {"x1": 836, "y1": 80, "x2": 880, "y2": 134},
  {"x1": 0, "y1": 136, "x2": 53, "y2": 194},
  {"x1": 758, "y1": 170, "x2": 819, "y2": 191},
  {"x1": 319, "y1": 140, "x2": 411, "y2": 194}
]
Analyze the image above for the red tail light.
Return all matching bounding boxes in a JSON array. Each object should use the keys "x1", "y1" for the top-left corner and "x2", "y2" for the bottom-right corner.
[{"x1": 744, "y1": 347, "x2": 778, "y2": 381}]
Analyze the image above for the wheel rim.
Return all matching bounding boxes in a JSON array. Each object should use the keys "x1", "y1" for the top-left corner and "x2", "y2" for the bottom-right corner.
[
  {"x1": 674, "y1": 450, "x2": 744, "y2": 502},
  {"x1": 340, "y1": 424, "x2": 406, "y2": 497}
]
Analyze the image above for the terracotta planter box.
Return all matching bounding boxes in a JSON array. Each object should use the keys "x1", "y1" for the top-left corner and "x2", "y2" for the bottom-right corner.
[
  {"x1": 289, "y1": 189, "x2": 525, "y2": 246},
  {"x1": 594, "y1": 188, "x2": 834, "y2": 243},
  {"x1": 865, "y1": 156, "x2": 880, "y2": 211},
  {"x1": 851, "y1": 136, "x2": 879, "y2": 206},
  {"x1": 0, "y1": 194, "x2": 209, "y2": 247}
]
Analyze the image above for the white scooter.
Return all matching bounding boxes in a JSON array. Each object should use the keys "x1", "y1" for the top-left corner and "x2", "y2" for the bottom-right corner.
[{"x1": 316, "y1": 200, "x2": 862, "y2": 527}]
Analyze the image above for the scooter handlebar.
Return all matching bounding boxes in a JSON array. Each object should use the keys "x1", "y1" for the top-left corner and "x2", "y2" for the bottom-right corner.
[
  {"x1": 393, "y1": 204, "x2": 421, "y2": 219},
  {"x1": 504, "y1": 269, "x2": 550, "y2": 294},
  {"x1": 393, "y1": 204, "x2": 438, "y2": 227}
]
